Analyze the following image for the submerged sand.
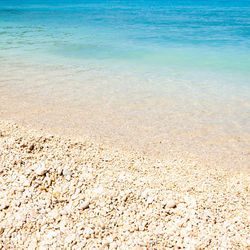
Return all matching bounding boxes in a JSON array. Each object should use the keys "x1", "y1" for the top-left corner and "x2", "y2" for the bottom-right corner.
[
  {"x1": 1, "y1": 60, "x2": 250, "y2": 171},
  {"x1": 0, "y1": 120, "x2": 249, "y2": 248}
]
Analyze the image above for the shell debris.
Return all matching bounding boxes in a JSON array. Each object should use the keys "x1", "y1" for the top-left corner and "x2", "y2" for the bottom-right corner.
[{"x1": 0, "y1": 120, "x2": 249, "y2": 249}]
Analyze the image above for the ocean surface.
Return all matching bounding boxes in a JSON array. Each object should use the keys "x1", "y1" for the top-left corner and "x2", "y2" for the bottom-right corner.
[{"x1": 0, "y1": 0, "x2": 250, "y2": 168}]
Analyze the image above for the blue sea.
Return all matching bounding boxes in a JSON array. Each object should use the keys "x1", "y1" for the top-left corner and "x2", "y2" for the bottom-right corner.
[{"x1": 0, "y1": 0, "x2": 250, "y2": 168}]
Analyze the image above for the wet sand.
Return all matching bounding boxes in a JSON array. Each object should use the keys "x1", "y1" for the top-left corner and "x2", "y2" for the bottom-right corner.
[
  {"x1": 1, "y1": 87, "x2": 250, "y2": 171},
  {"x1": 1, "y1": 59, "x2": 250, "y2": 171}
]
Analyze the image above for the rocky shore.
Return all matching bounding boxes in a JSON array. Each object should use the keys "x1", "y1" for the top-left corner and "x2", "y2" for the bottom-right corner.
[{"x1": 0, "y1": 120, "x2": 249, "y2": 249}]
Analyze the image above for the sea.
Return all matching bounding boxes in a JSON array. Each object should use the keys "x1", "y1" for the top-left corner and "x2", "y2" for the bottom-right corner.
[{"x1": 0, "y1": 0, "x2": 250, "y2": 169}]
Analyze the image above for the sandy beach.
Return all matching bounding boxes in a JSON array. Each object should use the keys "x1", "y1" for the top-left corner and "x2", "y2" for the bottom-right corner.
[
  {"x1": 1, "y1": 0, "x2": 250, "y2": 248},
  {"x1": 0, "y1": 120, "x2": 249, "y2": 249}
]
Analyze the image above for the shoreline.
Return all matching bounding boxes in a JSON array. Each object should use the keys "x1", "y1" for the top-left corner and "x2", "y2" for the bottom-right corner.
[
  {"x1": 1, "y1": 58, "x2": 250, "y2": 171},
  {"x1": 0, "y1": 120, "x2": 249, "y2": 248}
]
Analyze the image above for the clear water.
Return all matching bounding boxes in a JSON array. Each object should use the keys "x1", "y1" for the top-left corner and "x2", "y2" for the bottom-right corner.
[
  {"x1": 1, "y1": 0, "x2": 250, "y2": 83},
  {"x1": 0, "y1": 0, "x2": 250, "y2": 168}
]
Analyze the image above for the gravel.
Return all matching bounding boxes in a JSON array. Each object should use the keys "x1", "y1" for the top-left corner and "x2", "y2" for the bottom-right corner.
[{"x1": 0, "y1": 120, "x2": 249, "y2": 249}]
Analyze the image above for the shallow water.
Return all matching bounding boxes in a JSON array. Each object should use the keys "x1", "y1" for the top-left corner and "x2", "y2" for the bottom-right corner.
[{"x1": 0, "y1": 0, "x2": 250, "y2": 169}]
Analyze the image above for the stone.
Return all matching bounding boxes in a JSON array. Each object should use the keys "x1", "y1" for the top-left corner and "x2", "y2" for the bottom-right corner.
[
  {"x1": 147, "y1": 196, "x2": 154, "y2": 204},
  {"x1": 165, "y1": 200, "x2": 177, "y2": 208},
  {"x1": 109, "y1": 242, "x2": 117, "y2": 248},
  {"x1": 57, "y1": 167, "x2": 63, "y2": 175},
  {"x1": 62, "y1": 169, "x2": 72, "y2": 176},
  {"x1": 79, "y1": 201, "x2": 90, "y2": 210},
  {"x1": 23, "y1": 179, "x2": 30, "y2": 187},
  {"x1": 35, "y1": 165, "x2": 48, "y2": 176}
]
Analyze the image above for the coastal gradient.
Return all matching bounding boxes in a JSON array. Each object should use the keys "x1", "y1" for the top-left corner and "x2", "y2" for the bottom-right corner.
[{"x1": 0, "y1": 0, "x2": 250, "y2": 169}]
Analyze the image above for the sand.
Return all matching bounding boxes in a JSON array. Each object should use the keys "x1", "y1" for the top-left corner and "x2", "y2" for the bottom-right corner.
[
  {"x1": 0, "y1": 120, "x2": 249, "y2": 249},
  {"x1": 1, "y1": 59, "x2": 250, "y2": 171}
]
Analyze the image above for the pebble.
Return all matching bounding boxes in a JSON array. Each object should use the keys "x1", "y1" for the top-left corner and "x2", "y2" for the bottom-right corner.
[
  {"x1": 166, "y1": 200, "x2": 177, "y2": 209},
  {"x1": 62, "y1": 169, "x2": 72, "y2": 177},
  {"x1": 23, "y1": 180, "x2": 30, "y2": 187},
  {"x1": 35, "y1": 165, "x2": 48, "y2": 176},
  {"x1": 146, "y1": 196, "x2": 154, "y2": 204},
  {"x1": 79, "y1": 201, "x2": 90, "y2": 210}
]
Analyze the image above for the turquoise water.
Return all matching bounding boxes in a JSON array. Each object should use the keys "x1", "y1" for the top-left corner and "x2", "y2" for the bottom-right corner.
[
  {"x1": 0, "y1": 0, "x2": 250, "y2": 167},
  {"x1": 1, "y1": 0, "x2": 250, "y2": 76}
]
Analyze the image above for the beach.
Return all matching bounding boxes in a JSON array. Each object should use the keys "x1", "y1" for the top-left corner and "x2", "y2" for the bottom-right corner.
[
  {"x1": 1, "y1": 58, "x2": 249, "y2": 171},
  {"x1": 0, "y1": 120, "x2": 249, "y2": 248},
  {"x1": 1, "y1": 0, "x2": 250, "y2": 248},
  {"x1": 1, "y1": 0, "x2": 250, "y2": 171}
]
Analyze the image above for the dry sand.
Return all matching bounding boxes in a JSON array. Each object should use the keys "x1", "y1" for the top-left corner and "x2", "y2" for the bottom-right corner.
[{"x1": 0, "y1": 120, "x2": 249, "y2": 249}]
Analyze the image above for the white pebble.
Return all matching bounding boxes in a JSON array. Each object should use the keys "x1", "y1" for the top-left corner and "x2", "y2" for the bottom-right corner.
[
  {"x1": 35, "y1": 166, "x2": 48, "y2": 176},
  {"x1": 63, "y1": 169, "x2": 72, "y2": 176},
  {"x1": 164, "y1": 200, "x2": 177, "y2": 208},
  {"x1": 79, "y1": 201, "x2": 90, "y2": 210}
]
